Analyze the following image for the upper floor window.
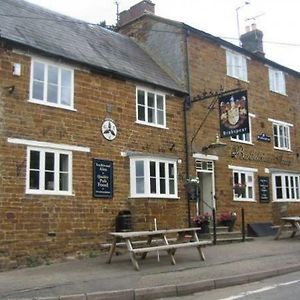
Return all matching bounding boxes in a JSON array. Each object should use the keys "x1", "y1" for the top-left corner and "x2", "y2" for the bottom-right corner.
[
  {"x1": 229, "y1": 166, "x2": 257, "y2": 201},
  {"x1": 30, "y1": 59, "x2": 74, "y2": 110},
  {"x1": 231, "y1": 113, "x2": 255, "y2": 144},
  {"x1": 130, "y1": 156, "x2": 177, "y2": 198},
  {"x1": 269, "y1": 67, "x2": 286, "y2": 95},
  {"x1": 273, "y1": 173, "x2": 300, "y2": 201},
  {"x1": 268, "y1": 118, "x2": 292, "y2": 151},
  {"x1": 226, "y1": 49, "x2": 248, "y2": 81},
  {"x1": 27, "y1": 147, "x2": 72, "y2": 195},
  {"x1": 136, "y1": 88, "x2": 166, "y2": 128}
]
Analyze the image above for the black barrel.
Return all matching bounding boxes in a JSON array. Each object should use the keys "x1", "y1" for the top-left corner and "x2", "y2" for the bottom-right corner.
[{"x1": 115, "y1": 210, "x2": 132, "y2": 232}]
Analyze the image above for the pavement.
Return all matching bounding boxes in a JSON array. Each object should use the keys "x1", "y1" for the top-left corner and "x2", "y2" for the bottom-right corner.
[{"x1": 1, "y1": 234, "x2": 300, "y2": 300}]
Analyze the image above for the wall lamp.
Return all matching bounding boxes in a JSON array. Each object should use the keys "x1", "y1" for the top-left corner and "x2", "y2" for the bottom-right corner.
[{"x1": 202, "y1": 134, "x2": 227, "y2": 152}]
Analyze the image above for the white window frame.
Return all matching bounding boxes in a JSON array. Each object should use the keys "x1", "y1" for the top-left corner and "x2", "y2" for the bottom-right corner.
[
  {"x1": 29, "y1": 57, "x2": 75, "y2": 110},
  {"x1": 272, "y1": 173, "x2": 300, "y2": 202},
  {"x1": 231, "y1": 113, "x2": 255, "y2": 144},
  {"x1": 136, "y1": 87, "x2": 166, "y2": 128},
  {"x1": 268, "y1": 118, "x2": 292, "y2": 151},
  {"x1": 226, "y1": 49, "x2": 248, "y2": 82},
  {"x1": 130, "y1": 156, "x2": 178, "y2": 198},
  {"x1": 229, "y1": 165, "x2": 257, "y2": 202},
  {"x1": 268, "y1": 67, "x2": 286, "y2": 95},
  {"x1": 26, "y1": 147, "x2": 73, "y2": 195}
]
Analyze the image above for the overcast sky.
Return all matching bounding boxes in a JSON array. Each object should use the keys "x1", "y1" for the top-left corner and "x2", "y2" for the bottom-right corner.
[{"x1": 26, "y1": 0, "x2": 300, "y2": 72}]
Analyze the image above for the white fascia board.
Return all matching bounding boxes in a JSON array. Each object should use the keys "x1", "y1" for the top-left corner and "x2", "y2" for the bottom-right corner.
[{"x1": 7, "y1": 138, "x2": 90, "y2": 153}]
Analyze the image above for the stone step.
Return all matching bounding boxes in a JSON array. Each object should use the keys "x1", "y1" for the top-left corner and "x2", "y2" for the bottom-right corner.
[{"x1": 215, "y1": 236, "x2": 254, "y2": 244}]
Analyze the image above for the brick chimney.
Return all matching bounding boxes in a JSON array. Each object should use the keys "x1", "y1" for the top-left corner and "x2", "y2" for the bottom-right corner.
[
  {"x1": 119, "y1": 0, "x2": 155, "y2": 27},
  {"x1": 240, "y1": 24, "x2": 265, "y2": 57}
]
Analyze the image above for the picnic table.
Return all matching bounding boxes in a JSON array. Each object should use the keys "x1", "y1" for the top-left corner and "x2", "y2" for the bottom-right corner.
[
  {"x1": 274, "y1": 216, "x2": 300, "y2": 240},
  {"x1": 106, "y1": 227, "x2": 212, "y2": 270}
]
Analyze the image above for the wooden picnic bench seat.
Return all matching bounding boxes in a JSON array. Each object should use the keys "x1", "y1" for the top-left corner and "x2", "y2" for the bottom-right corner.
[{"x1": 107, "y1": 228, "x2": 211, "y2": 270}]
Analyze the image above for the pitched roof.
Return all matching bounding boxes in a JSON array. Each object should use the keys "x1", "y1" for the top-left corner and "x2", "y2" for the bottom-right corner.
[{"x1": 0, "y1": 0, "x2": 186, "y2": 93}]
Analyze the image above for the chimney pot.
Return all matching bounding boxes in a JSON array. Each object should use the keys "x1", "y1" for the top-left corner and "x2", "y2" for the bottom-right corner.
[
  {"x1": 245, "y1": 25, "x2": 250, "y2": 33},
  {"x1": 251, "y1": 23, "x2": 257, "y2": 30}
]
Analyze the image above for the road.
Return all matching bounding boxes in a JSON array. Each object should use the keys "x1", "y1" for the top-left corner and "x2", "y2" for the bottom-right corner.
[{"x1": 158, "y1": 270, "x2": 300, "y2": 300}]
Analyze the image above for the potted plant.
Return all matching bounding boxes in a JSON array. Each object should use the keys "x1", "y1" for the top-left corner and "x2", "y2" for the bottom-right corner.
[
  {"x1": 218, "y1": 211, "x2": 237, "y2": 232},
  {"x1": 192, "y1": 212, "x2": 212, "y2": 233}
]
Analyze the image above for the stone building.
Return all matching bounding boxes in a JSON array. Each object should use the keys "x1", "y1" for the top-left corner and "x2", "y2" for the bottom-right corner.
[
  {"x1": 119, "y1": 1, "x2": 300, "y2": 227},
  {"x1": 0, "y1": 0, "x2": 188, "y2": 269}
]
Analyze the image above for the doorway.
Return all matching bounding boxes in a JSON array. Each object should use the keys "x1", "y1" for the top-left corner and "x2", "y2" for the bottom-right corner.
[{"x1": 196, "y1": 159, "x2": 215, "y2": 215}]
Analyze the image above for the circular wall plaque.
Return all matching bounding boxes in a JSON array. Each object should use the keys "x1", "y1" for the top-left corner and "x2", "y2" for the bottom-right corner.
[{"x1": 101, "y1": 119, "x2": 117, "y2": 141}]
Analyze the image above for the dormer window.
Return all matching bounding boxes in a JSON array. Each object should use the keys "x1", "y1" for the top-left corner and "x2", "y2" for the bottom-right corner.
[
  {"x1": 269, "y1": 67, "x2": 286, "y2": 95},
  {"x1": 226, "y1": 49, "x2": 248, "y2": 82},
  {"x1": 30, "y1": 58, "x2": 74, "y2": 110}
]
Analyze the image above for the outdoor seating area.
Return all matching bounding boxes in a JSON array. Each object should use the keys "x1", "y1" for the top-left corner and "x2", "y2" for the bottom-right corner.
[
  {"x1": 274, "y1": 216, "x2": 300, "y2": 240},
  {"x1": 106, "y1": 228, "x2": 212, "y2": 270}
]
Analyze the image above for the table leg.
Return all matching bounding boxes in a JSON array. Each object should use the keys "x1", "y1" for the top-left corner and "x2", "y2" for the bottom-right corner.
[
  {"x1": 290, "y1": 221, "x2": 298, "y2": 238},
  {"x1": 106, "y1": 238, "x2": 117, "y2": 264},
  {"x1": 163, "y1": 234, "x2": 176, "y2": 265},
  {"x1": 125, "y1": 239, "x2": 140, "y2": 271},
  {"x1": 141, "y1": 236, "x2": 153, "y2": 259},
  {"x1": 196, "y1": 246, "x2": 205, "y2": 261},
  {"x1": 274, "y1": 223, "x2": 284, "y2": 240}
]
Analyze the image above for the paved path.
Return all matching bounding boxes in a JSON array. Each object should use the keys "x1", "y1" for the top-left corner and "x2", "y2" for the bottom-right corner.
[{"x1": 1, "y1": 235, "x2": 300, "y2": 299}]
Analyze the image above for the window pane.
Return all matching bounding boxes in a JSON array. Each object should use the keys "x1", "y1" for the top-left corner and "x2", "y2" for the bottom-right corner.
[
  {"x1": 148, "y1": 93, "x2": 155, "y2": 107},
  {"x1": 33, "y1": 82, "x2": 44, "y2": 100},
  {"x1": 248, "y1": 186, "x2": 253, "y2": 198},
  {"x1": 157, "y1": 110, "x2": 164, "y2": 125},
  {"x1": 61, "y1": 70, "x2": 71, "y2": 105},
  {"x1": 169, "y1": 164, "x2": 174, "y2": 178},
  {"x1": 150, "y1": 161, "x2": 156, "y2": 194},
  {"x1": 47, "y1": 84, "x2": 58, "y2": 103},
  {"x1": 160, "y1": 179, "x2": 166, "y2": 194},
  {"x1": 148, "y1": 107, "x2": 154, "y2": 123},
  {"x1": 61, "y1": 87, "x2": 71, "y2": 105},
  {"x1": 61, "y1": 69, "x2": 71, "y2": 87},
  {"x1": 150, "y1": 178, "x2": 156, "y2": 193},
  {"x1": 157, "y1": 95, "x2": 164, "y2": 109},
  {"x1": 30, "y1": 171, "x2": 39, "y2": 189},
  {"x1": 136, "y1": 178, "x2": 144, "y2": 194},
  {"x1": 159, "y1": 162, "x2": 165, "y2": 177},
  {"x1": 159, "y1": 162, "x2": 166, "y2": 194},
  {"x1": 169, "y1": 180, "x2": 175, "y2": 194},
  {"x1": 45, "y1": 152, "x2": 55, "y2": 170},
  {"x1": 48, "y1": 66, "x2": 58, "y2": 84},
  {"x1": 33, "y1": 62, "x2": 44, "y2": 81},
  {"x1": 138, "y1": 106, "x2": 145, "y2": 121},
  {"x1": 60, "y1": 173, "x2": 69, "y2": 191},
  {"x1": 150, "y1": 161, "x2": 156, "y2": 177},
  {"x1": 45, "y1": 172, "x2": 54, "y2": 190},
  {"x1": 30, "y1": 151, "x2": 40, "y2": 169},
  {"x1": 60, "y1": 154, "x2": 69, "y2": 171},
  {"x1": 137, "y1": 90, "x2": 145, "y2": 105},
  {"x1": 135, "y1": 161, "x2": 144, "y2": 177}
]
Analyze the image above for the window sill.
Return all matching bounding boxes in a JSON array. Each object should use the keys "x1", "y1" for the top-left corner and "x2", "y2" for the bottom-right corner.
[
  {"x1": 26, "y1": 190, "x2": 74, "y2": 196},
  {"x1": 269, "y1": 90, "x2": 287, "y2": 97},
  {"x1": 135, "y1": 121, "x2": 168, "y2": 130},
  {"x1": 273, "y1": 200, "x2": 300, "y2": 203},
  {"x1": 233, "y1": 198, "x2": 256, "y2": 202},
  {"x1": 129, "y1": 195, "x2": 179, "y2": 200},
  {"x1": 226, "y1": 74, "x2": 249, "y2": 83},
  {"x1": 28, "y1": 99, "x2": 77, "y2": 112},
  {"x1": 231, "y1": 140, "x2": 254, "y2": 145},
  {"x1": 273, "y1": 147, "x2": 292, "y2": 152}
]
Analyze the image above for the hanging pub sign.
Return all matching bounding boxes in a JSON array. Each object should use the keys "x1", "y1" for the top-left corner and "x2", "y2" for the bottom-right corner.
[
  {"x1": 93, "y1": 159, "x2": 113, "y2": 198},
  {"x1": 219, "y1": 90, "x2": 249, "y2": 138}
]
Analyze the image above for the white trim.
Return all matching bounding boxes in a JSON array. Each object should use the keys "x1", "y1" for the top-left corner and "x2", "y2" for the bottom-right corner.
[
  {"x1": 228, "y1": 165, "x2": 258, "y2": 172},
  {"x1": 193, "y1": 153, "x2": 219, "y2": 161},
  {"x1": 268, "y1": 118, "x2": 293, "y2": 127},
  {"x1": 7, "y1": 138, "x2": 90, "y2": 153},
  {"x1": 233, "y1": 199, "x2": 257, "y2": 203}
]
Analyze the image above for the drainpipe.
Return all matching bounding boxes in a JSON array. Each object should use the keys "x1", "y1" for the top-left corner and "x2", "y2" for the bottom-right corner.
[{"x1": 183, "y1": 28, "x2": 192, "y2": 227}]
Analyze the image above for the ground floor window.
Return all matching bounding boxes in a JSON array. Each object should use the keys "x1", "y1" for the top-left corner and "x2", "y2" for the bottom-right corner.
[
  {"x1": 272, "y1": 173, "x2": 300, "y2": 201},
  {"x1": 130, "y1": 156, "x2": 177, "y2": 198},
  {"x1": 229, "y1": 165, "x2": 257, "y2": 201},
  {"x1": 27, "y1": 147, "x2": 72, "y2": 195}
]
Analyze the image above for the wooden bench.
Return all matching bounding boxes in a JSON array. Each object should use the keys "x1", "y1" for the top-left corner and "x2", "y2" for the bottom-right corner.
[{"x1": 106, "y1": 228, "x2": 211, "y2": 270}]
